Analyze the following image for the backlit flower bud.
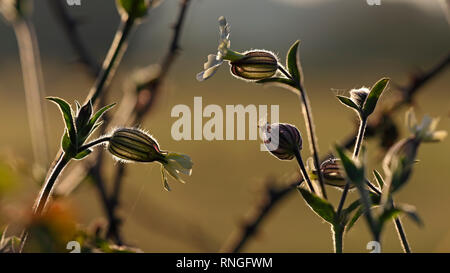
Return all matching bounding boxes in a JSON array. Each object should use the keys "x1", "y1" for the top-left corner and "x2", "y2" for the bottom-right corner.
[
  {"x1": 319, "y1": 158, "x2": 353, "y2": 188},
  {"x1": 108, "y1": 128, "x2": 165, "y2": 163},
  {"x1": 262, "y1": 123, "x2": 302, "y2": 160},
  {"x1": 107, "y1": 128, "x2": 193, "y2": 191},
  {"x1": 349, "y1": 87, "x2": 370, "y2": 109},
  {"x1": 230, "y1": 51, "x2": 278, "y2": 81}
]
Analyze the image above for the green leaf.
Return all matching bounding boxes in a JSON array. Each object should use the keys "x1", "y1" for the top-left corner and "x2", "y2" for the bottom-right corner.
[
  {"x1": 298, "y1": 188, "x2": 336, "y2": 224},
  {"x1": 79, "y1": 104, "x2": 115, "y2": 142},
  {"x1": 335, "y1": 145, "x2": 364, "y2": 186},
  {"x1": 286, "y1": 40, "x2": 302, "y2": 85},
  {"x1": 395, "y1": 204, "x2": 423, "y2": 227},
  {"x1": 256, "y1": 77, "x2": 297, "y2": 89},
  {"x1": 75, "y1": 100, "x2": 82, "y2": 114},
  {"x1": 88, "y1": 103, "x2": 116, "y2": 129},
  {"x1": 373, "y1": 169, "x2": 385, "y2": 190},
  {"x1": 76, "y1": 100, "x2": 93, "y2": 131},
  {"x1": 340, "y1": 199, "x2": 362, "y2": 226},
  {"x1": 345, "y1": 193, "x2": 380, "y2": 232},
  {"x1": 336, "y1": 95, "x2": 360, "y2": 112},
  {"x1": 61, "y1": 133, "x2": 71, "y2": 152},
  {"x1": 47, "y1": 97, "x2": 77, "y2": 147},
  {"x1": 362, "y1": 78, "x2": 389, "y2": 118},
  {"x1": 346, "y1": 206, "x2": 364, "y2": 232},
  {"x1": 378, "y1": 203, "x2": 422, "y2": 230},
  {"x1": 74, "y1": 149, "x2": 92, "y2": 160}
]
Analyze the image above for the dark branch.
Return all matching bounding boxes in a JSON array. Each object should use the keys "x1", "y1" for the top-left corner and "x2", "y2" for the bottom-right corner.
[{"x1": 47, "y1": 0, "x2": 101, "y2": 76}]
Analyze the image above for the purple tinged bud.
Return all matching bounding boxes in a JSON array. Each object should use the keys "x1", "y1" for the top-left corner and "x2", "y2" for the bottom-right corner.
[{"x1": 263, "y1": 123, "x2": 302, "y2": 160}]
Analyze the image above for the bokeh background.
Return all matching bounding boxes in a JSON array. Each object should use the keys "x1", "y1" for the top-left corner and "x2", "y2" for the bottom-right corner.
[{"x1": 0, "y1": 0, "x2": 449, "y2": 252}]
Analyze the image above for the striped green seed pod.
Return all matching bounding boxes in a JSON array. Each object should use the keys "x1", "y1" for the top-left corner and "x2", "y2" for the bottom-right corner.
[
  {"x1": 230, "y1": 51, "x2": 278, "y2": 81},
  {"x1": 108, "y1": 128, "x2": 166, "y2": 163},
  {"x1": 314, "y1": 158, "x2": 353, "y2": 188}
]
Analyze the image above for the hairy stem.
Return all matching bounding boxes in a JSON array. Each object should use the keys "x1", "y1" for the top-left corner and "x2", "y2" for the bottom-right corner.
[
  {"x1": 277, "y1": 65, "x2": 327, "y2": 198},
  {"x1": 333, "y1": 225, "x2": 343, "y2": 253},
  {"x1": 394, "y1": 217, "x2": 411, "y2": 253},
  {"x1": 85, "y1": 17, "x2": 135, "y2": 105},
  {"x1": 337, "y1": 118, "x2": 367, "y2": 215},
  {"x1": 294, "y1": 149, "x2": 315, "y2": 193},
  {"x1": 296, "y1": 87, "x2": 328, "y2": 200},
  {"x1": 78, "y1": 137, "x2": 111, "y2": 152},
  {"x1": 20, "y1": 153, "x2": 71, "y2": 252}
]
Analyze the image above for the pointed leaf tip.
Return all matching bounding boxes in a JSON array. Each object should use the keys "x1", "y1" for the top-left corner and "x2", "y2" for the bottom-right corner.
[
  {"x1": 362, "y1": 77, "x2": 390, "y2": 118},
  {"x1": 286, "y1": 40, "x2": 302, "y2": 85},
  {"x1": 298, "y1": 188, "x2": 336, "y2": 224}
]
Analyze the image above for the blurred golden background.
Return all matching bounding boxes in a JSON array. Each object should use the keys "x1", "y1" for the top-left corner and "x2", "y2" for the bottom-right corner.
[{"x1": 0, "y1": 0, "x2": 449, "y2": 252}]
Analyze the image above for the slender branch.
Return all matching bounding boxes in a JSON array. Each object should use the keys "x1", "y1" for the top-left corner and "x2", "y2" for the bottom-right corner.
[
  {"x1": 296, "y1": 85, "x2": 328, "y2": 200},
  {"x1": 13, "y1": 19, "x2": 50, "y2": 169},
  {"x1": 85, "y1": 17, "x2": 135, "y2": 105},
  {"x1": 20, "y1": 153, "x2": 70, "y2": 251},
  {"x1": 394, "y1": 217, "x2": 411, "y2": 253},
  {"x1": 294, "y1": 150, "x2": 315, "y2": 193},
  {"x1": 277, "y1": 64, "x2": 327, "y2": 198},
  {"x1": 220, "y1": 177, "x2": 304, "y2": 253},
  {"x1": 78, "y1": 137, "x2": 111, "y2": 152},
  {"x1": 336, "y1": 118, "x2": 367, "y2": 216},
  {"x1": 364, "y1": 181, "x2": 411, "y2": 253},
  {"x1": 47, "y1": 0, "x2": 101, "y2": 75}
]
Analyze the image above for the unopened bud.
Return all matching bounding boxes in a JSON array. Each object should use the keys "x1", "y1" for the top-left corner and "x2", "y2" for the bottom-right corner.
[
  {"x1": 108, "y1": 128, "x2": 165, "y2": 163},
  {"x1": 263, "y1": 123, "x2": 302, "y2": 160},
  {"x1": 319, "y1": 158, "x2": 353, "y2": 188},
  {"x1": 230, "y1": 51, "x2": 278, "y2": 81},
  {"x1": 349, "y1": 87, "x2": 370, "y2": 109}
]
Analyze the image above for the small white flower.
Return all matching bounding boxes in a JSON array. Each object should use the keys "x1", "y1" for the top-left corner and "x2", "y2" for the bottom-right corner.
[{"x1": 196, "y1": 16, "x2": 232, "y2": 81}]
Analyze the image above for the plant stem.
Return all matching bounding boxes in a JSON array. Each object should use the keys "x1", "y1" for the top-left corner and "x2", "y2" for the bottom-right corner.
[
  {"x1": 278, "y1": 65, "x2": 292, "y2": 80},
  {"x1": 277, "y1": 65, "x2": 326, "y2": 198},
  {"x1": 19, "y1": 153, "x2": 71, "y2": 252},
  {"x1": 294, "y1": 149, "x2": 315, "y2": 193},
  {"x1": 78, "y1": 137, "x2": 111, "y2": 152},
  {"x1": 337, "y1": 118, "x2": 367, "y2": 215},
  {"x1": 296, "y1": 86, "x2": 328, "y2": 199},
  {"x1": 333, "y1": 225, "x2": 343, "y2": 253},
  {"x1": 14, "y1": 19, "x2": 50, "y2": 169},
  {"x1": 85, "y1": 17, "x2": 135, "y2": 105},
  {"x1": 394, "y1": 217, "x2": 411, "y2": 253}
]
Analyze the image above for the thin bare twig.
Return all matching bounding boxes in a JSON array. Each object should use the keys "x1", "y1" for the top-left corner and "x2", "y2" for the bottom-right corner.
[
  {"x1": 47, "y1": 0, "x2": 101, "y2": 75},
  {"x1": 220, "y1": 178, "x2": 303, "y2": 253},
  {"x1": 13, "y1": 19, "x2": 50, "y2": 170}
]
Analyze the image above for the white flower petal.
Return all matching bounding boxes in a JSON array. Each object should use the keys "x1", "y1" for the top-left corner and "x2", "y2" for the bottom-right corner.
[
  {"x1": 218, "y1": 16, "x2": 230, "y2": 42},
  {"x1": 160, "y1": 165, "x2": 171, "y2": 191},
  {"x1": 166, "y1": 153, "x2": 193, "y2": 170},
  {"x1": 196, "y1": 54, "x2": 223, "y2": 81},
  {"x1": 164, "y1": 163, "x2": 185, "y2": 184}
]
